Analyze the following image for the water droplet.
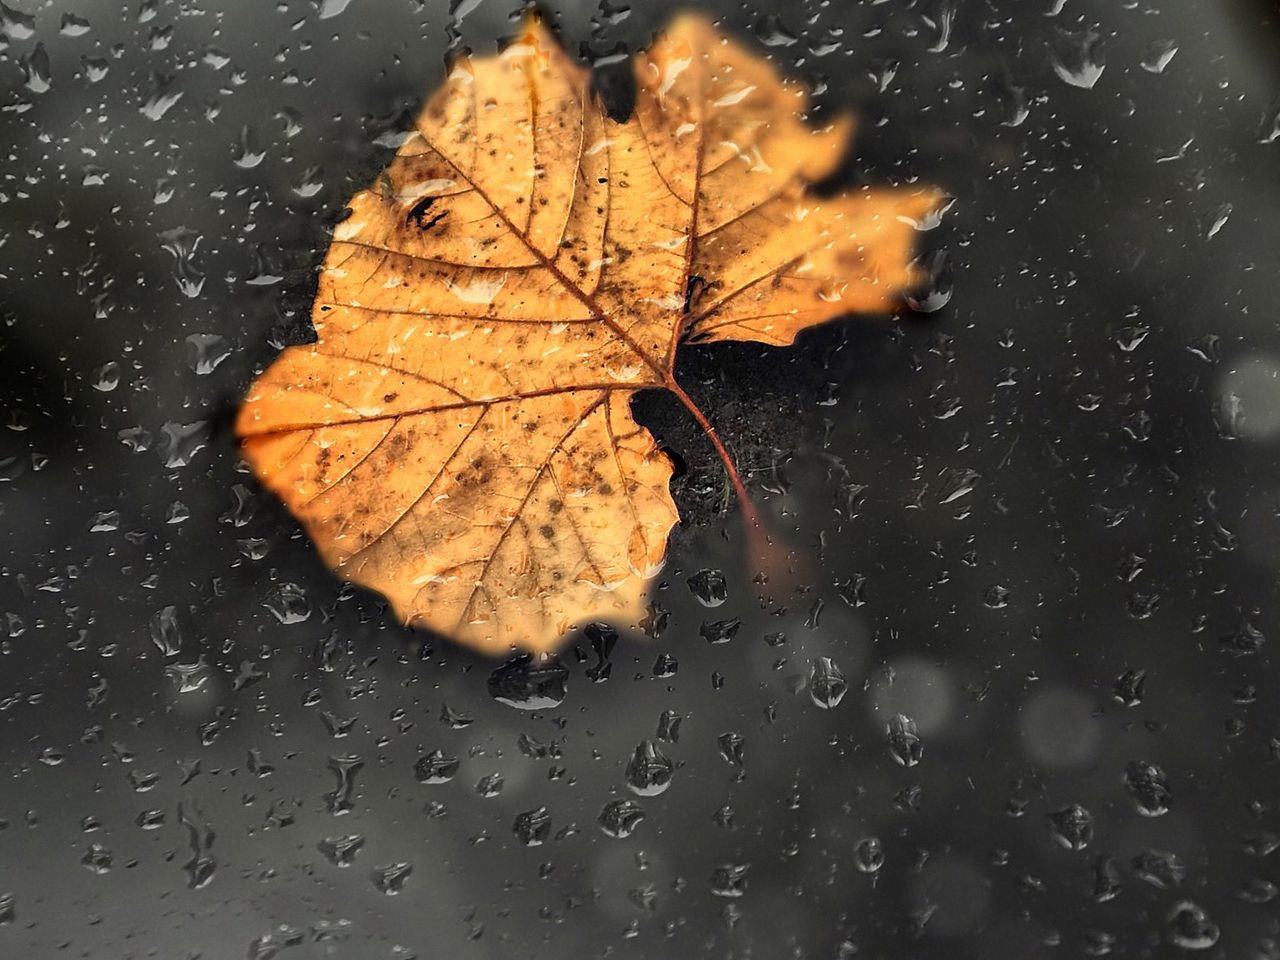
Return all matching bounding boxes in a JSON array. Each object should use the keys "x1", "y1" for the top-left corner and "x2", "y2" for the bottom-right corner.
[
  {"x1": 149, "y1": 605, "x2": 183, "y2": 656},
  {"x1": 318, "y1": 834, "x2": 365, "y2": 867},
  {"x1": 1047, "y1": 804, "x2": 1093, "y2": 851},
  {"x1": 906, "y1": 250, "x2": 953, "y2": 313},
  {"x1": 293, "y1": 166, "x2": 324, "y2": 198},
  {"x1": 687, "y1": 568, "x2": 727, "y2": 607},
  {"x1": 414, "y1": 749, "x2": 459, "y2": 784},
  {"x1": 82, "y1": 56, "x2": 108, "y2": 83},
  {"x1": 233, "y1": 126, "x2": 266, "y2": 169},
  {"x1": 512, "y1": 807, "x2": 552, "y2": 846},
  {"x1": 118, "y1": 425, "x2": 152, "y2": 453},
  {"x1": 140, "y1": 71, "x2": 183, "y2": 120},
  {"x1": 185, "y1": 333, "x2": 230, "y2": 374},
  {"x1": 177, "y1": 801, "x2": 216, "y2": 889},
  {"x1": 1238, "y1": 877, "x2": 1278, "y2": 904},
  {"x1": 325, "y1": 755, "x2": 364, "y2": 815},
  {"x1": 38, "y1": 747, "x2": 63, "y2": 766},
  {"x1": 157, "y1": 420, "x2": 208, "y2": 468},
  {"x1": 625, "y1": 740, "x2": 673, "y2": 796},
  {"x1": 754, "y1": 14, "x2": 798, "y2": 47},
  {"x1": 886, "y1": 714, "x2": 923, "y2": 767},
  {"x1": 717, "y1": 731, "x2": 745, "y2": 766},
  {"x1": 264, "y1": 582, "x2": 311, "y2": 624},
  {"x1": 598, "y1": 798, "x2": 645, "y2": 838},
  {"x1": 487, "y1": 654, "x2": 568, "y2": 709},
  {"x1": 1124, "y1": 761, "x2": 1171, "y2": 817},
  {"x1": 59, "y1": 13, "x2": 90, "y2": 36},
  {"x1": 1091, "y1": 854, "x2": 1121, "y2": 902},
  {"x1": 855, "y1": 837, "x2": 884, "y2": 873},
  {"x1": 937, "y1": 467, "x2": 980, "y2": 504},
  {"x1": 868, "y1": 58, "x2": 898, "y2": 93},
  {"x1": 159, "y1": 227, "x2": 204, "y2": 297},
  {"x1": 1112, "y1": 668, "x2": 1146, "y2": 707},
  {"x1": 701, "y1": 618, "x2": 741, "y2": 644},
  {"x1": 710, "y1": 863, "x2": 749, "y2": 897},
  {"x1": 923, "y1": 0, "x2": 955, "y2": 53},
  {"x1": 517, "y1": 733, "x2": 556, "y2": 760},
  {"x1": 18, "y1": 42, "x2": 51, "y2": 94},
  {"x1": 1205, "y1": 203, "x2": 1232, "y2": 240},
  {"x1": 371, "y1": 861, "x2": 412, "y2": 895},
  {"x1": 1140, "y1": 40, "x2": 1177, "y2": 74},
  {"x1": 569, "y1": 619, "x2": 609, "y2": 680},
  {"x1": 475, "y1": 773, "x2": 504, "y2": 798},
  {"x1": 440, "y1": 703, "x2": 473, "y2": 728},
  {"x1": 319, "y1": 0, "x2": 355, "y2": 19},
  {"x1": 0, "y1": 1, "x2": 36, "y2": 39},
  {"x1": 808, "y1": 657, "x2": 847, "y2": 709},
  {"x1": 91, "y1": 361, "x2": 120, "y2": 392},
  {"x1": 998, "y1": 75, "x2": 1030, "y2": 127},
  {"x1": 983, "y1": 584, "x2": 1010, "y2": 608},
  {"x1": 81, "y1": 843, "x2": 113, "y2": 874},
  {"x1": 248, "y1": 925, "x2": 305, "y2": 960},
  {"x1": 129, "y1": 769, "x2": 160, "y2": 792},
  {"x1": 1259, "y1": 101, "x2": 1280, "y2": 144},
  {"x1": 1049, "y1": 29, "x2": 1106, "y2": 89},
  {"x1": 1131, "y1": 848, "x2": 1185, "y2": 889},
  {"x1": 164, "y1": 658, "x2": 210, "y2": 694},
  {"x1": 1166, "y1": 901, "x2": 1219, "y2": 950},
  {"x1": 656, "y1": 709, "x2": 682, "y2": 743},
  {"x1": 1220, "y1": 620, "x2": 1265, "y2": 656}
]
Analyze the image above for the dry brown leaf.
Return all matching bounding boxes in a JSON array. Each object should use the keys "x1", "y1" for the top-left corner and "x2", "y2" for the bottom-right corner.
[{"x1": 236, "y1": 14, "x2": 941, "y2": 654}]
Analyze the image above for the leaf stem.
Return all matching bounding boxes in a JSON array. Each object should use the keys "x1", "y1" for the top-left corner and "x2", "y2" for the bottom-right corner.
[{"x1": 665, "y1": 377, "x2": 760, "y2": 531}]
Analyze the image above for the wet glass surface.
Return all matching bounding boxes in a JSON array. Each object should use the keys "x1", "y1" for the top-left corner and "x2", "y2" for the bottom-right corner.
[{"x1": 3, "y1": 0, "x2": 1280, "y2": 956}]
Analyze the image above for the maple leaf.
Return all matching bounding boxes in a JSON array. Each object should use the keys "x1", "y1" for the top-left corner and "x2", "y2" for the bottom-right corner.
[{"x1": 236, "y1": 14, "x2": 941, "y2": 655}]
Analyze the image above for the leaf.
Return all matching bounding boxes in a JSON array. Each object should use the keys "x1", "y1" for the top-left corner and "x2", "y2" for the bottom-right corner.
[{"x1": 236, "y1": 14, "x2": 941, "y2": 655}]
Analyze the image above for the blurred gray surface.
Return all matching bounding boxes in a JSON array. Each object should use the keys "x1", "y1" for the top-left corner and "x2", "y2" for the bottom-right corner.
[{"x1": 2, "y1": 0, "x2": 1280, "y2": 956}]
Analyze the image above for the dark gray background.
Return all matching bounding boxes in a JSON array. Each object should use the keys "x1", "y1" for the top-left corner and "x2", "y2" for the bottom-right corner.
[{"x1": 2, "y1": 0, "x2": 1280, "y2": 957}]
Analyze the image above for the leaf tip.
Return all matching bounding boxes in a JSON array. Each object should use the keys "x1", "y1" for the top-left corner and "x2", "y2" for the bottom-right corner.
[{"x1": 511, "y1": 4, "x2": 561, "y2": 53}]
